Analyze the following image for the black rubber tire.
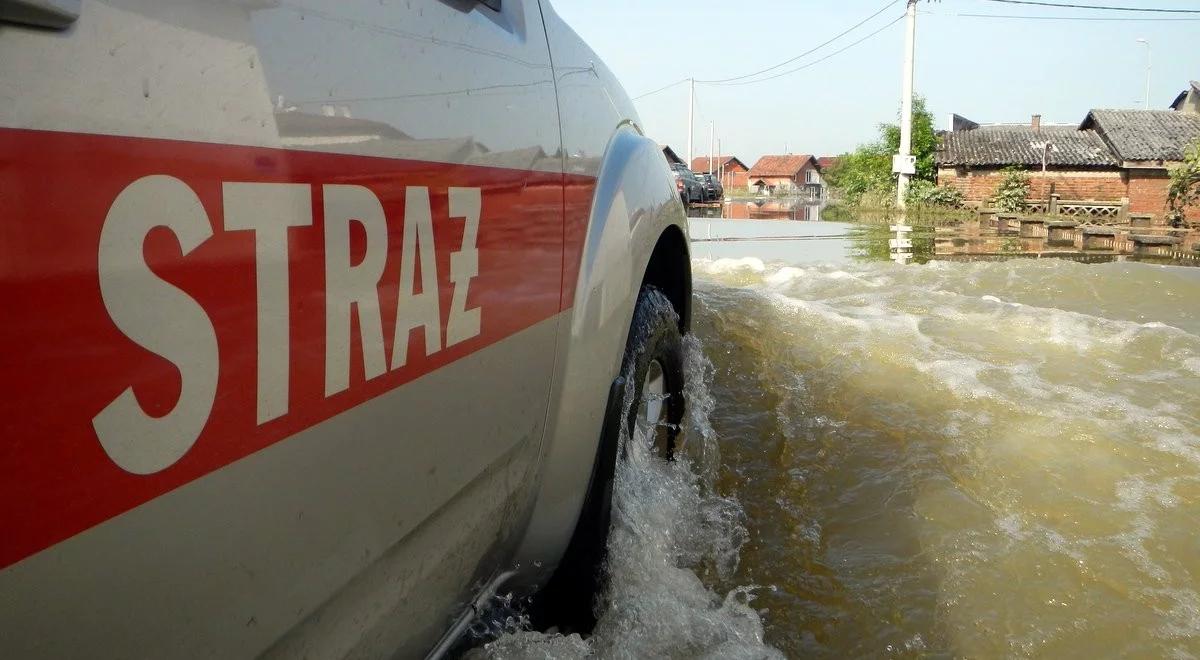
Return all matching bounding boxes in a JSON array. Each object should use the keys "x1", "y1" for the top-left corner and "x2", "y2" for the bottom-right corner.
[
  {"x1": 618, "y1": 287, "x2": 685, "y2": 460},
  {"x1": 528, "y1": 286, "x2": 685, "y2": 634}
]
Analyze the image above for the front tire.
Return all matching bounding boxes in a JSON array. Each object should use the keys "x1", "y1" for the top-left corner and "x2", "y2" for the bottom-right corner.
[
  {"x1": 529, "y1": 286, "x2": 685, "y2": 633},
  {"x1": 620, "y1": 287, "x2": 685, "y2": 461}
]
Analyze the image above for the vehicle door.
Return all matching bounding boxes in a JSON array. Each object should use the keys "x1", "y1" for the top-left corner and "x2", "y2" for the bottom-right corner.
[{"x1": 0, "y1": 1, "x2": 562, "y2": 657}]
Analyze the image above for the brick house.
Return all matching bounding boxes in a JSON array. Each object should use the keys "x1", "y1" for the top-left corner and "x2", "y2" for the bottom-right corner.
[
  {"x1": 936, "y1": 119, "x2": 1121, "y2": 202},
  {"x1": 747, "y1": 154, "x2": 822, "y2": 198},
  {"x1": 690, "y1": 155, "x2": 750, "y2": 191},
  {"x1": 1079, "y1": 109, "x2": 1200, "y2": 219},
  {"x1": 937, "y1": 106, "x2": 1200, "y2": 221}
]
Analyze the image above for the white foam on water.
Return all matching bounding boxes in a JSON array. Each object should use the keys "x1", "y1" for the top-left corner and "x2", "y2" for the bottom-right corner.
[
  {"x1": 762, "y1": 266, "x2": 805, "y2": 287},
  {"x1": 695, "y1": 256, "x2": 766, "y2": 273},
  {"x1": 914, "y1": 357, "x2": 1002, "y2": 401}
]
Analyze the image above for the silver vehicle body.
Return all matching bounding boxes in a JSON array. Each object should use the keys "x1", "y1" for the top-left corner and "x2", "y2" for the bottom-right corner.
[{"x1": 0, "y1": 1, "x2": 690, "y2": 656}]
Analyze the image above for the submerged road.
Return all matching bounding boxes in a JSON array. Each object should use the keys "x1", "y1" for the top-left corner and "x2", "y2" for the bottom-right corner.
[{"x1": 484, "y1": 218, "x2": 1200, "y2": 658}]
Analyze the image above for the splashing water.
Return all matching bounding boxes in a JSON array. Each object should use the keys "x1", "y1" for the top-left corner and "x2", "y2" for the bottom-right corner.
[
  {"x1": 691, "y1": 256, "x2": 1200, "y2": 657},
  {"x1": 485, "y1": 255, "x2": 1200, "y2": 658},
  {"x1": 482, "y1": 336, "x2": 783, "y2": 659}
]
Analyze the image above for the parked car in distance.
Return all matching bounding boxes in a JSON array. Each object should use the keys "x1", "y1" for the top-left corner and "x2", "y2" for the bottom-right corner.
[
  {"x1": 670, "y1": 163, "x2": 703, "y2": 205},
  {"x1": 0, "y1": 1, "x2": 693, "y2": 658},
  {"x1": 696, "y1": 172, "x2": 724, "y2": 202}
]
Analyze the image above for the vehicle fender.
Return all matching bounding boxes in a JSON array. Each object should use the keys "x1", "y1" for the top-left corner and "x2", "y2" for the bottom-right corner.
[{"x1": 508, "y1": 123, "x2": 688, "y2": 585}]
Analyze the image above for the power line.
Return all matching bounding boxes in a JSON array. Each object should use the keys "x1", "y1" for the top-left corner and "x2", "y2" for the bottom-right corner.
[
  {"x1": 630, "y1": 0, "x2": 1197, "y2": 101},
  {"x1": 631, "y1": 78, "x2": 688, "y2": 101},
  {"x1": 706, "y1": 14, "x2": 906, "y2": 87},
  {"x1": 632, "y1": 0, "x2": 902, "y2": 100},
  {"x1": 695, "y1": 0, "x2": 900, "y2": 84},
  {"x1": 960, "y1": 12, "x2": 1200, "y2": 19},
  {"x1": 979, "y1": 0, "x2": 1200, "y2": 13}
]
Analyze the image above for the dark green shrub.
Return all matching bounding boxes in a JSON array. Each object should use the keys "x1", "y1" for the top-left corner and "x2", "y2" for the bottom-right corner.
[{"x1": 992, "y1": 167, "x2": 1029, "y2": 213}]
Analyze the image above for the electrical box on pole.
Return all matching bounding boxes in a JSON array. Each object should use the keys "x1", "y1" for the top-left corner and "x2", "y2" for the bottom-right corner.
[{"x1": 892, "y1": 154, "x2": 916, "y2": 176}]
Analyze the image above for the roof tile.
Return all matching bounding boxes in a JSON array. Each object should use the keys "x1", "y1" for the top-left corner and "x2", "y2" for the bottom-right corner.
[
  {"x1": 748, "y1": 154, "x2": 815, "y2": 177},
  {"x1": 1082, "y1": 109, "x2": 1200, "y2": 162},
  {"x1": 690, "y1": 155, "x2": 748, "y2": 173},
  {"x1": 936, "y1": 125, "x2": 1115, "y2": 168}
]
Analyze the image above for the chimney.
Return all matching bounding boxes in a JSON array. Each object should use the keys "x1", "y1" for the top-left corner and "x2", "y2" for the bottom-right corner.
[{"x1": 1031, "y1": 114, "x2": 1042, "y2": 132}]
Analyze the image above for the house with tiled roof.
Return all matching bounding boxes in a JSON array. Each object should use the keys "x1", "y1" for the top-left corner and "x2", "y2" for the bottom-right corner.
[
  {"x1": 690, "y1": 155, "x2": 750, "y2": 191},
  {"x1": 1080, "y1": 108, "x2": 1200, "y2": 218},
  {"x1": 747, "y1": 154, "x2": 822, "y2": 198},
  {"x1": 1080, "y1": 109, "x2": 1200, "y2": 164},
  {"x1": 936, "y1": 117, "x2": 1123, "y2": 204},
  {"x1": 937, "y1": 95, "x2": 1200, "y2": 221}
]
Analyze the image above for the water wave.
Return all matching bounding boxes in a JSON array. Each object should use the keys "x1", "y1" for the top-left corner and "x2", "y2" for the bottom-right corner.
[
  {"x1": 482, "y1": 338, "x2": 783, "y2": 659},
  {"x1": 692, "y1": 257, "x2": 1200, "y2": 657}
]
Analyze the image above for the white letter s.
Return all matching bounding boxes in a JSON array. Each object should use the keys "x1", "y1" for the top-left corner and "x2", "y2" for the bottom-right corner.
[{"x1": 93, "y1": 175, "x2": 219, "y2": 475}]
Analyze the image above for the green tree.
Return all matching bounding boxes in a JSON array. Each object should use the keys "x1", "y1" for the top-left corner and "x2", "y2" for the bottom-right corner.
[
  {"x1": 880, "y1": 97, "x2": 938, "y2": 181},
  {"x1": 1167, "y1": 140, "x2": 1200, "y2": 224},
  {"x1": 824, "y1": 143, "x2": 892, "y2": 205},
  {"x1": 824, "y1": 96, "x2": 938, "y2": 205}
]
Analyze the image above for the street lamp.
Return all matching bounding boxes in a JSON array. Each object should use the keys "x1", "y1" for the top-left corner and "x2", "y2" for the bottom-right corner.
[{"x1": 1136, "y1": 38, "x2": 1151, "y2": 110}]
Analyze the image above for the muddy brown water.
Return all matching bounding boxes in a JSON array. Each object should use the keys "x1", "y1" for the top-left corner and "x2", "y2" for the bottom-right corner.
[{"x1": 484, "y1": 218, "x2": 1200, "y2": 658}]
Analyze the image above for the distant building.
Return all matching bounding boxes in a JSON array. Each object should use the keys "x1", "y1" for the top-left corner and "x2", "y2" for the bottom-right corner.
[
  {"x1": 690, "y1": 155, "x2": 750, "y2": 191},
  {"x1": 1170, "y1": 81, "x2": 1200, "y2": 114},
  {"x1": 947, "y1": 113, "x2": 980, "y2": 132},
  {"x1": 747, "y1": 154, "x2": 822, "y2": 199}
]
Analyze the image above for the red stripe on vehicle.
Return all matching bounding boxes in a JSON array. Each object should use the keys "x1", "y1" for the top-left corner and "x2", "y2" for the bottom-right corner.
[{"x1": 0, "y1": 128, "x2": 596, "y2": 570}]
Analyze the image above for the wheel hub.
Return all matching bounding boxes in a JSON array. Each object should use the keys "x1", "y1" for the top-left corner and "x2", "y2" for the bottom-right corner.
[{"x1": 636, "y1": 359, "x2": 671, "y2": 458}]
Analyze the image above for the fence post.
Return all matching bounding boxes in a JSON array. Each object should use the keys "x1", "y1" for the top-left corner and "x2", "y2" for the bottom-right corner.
[
  {"x1": 1118, "y1": 197, "x2": 1130, "y2": 224},
  {"x1": 1049, "y1": 193, "x2": 1059, "y2": 216}
]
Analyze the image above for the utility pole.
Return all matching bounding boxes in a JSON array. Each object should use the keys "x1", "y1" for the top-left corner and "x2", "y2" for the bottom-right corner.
[
  {"x1": 687, "y1": 77, "x2": 695, "y2": 165},
  {"x1": 1136, "y1": 38, "x2": 1151, "y2": 110},
  {"x1": 708, "y1": 121, "x2": 714, "y2": 174},
  {"x1": 895, "y1": 0, "x2": 918, "y2": 209},
  {"x1": 717, "y1": 138, "x2": 723, "y2": 188}
]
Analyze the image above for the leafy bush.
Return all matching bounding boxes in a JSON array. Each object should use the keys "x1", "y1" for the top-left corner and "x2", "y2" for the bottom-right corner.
[
  {"x1": 825, "y1": 146, "x2": 894, "y2": 205},
  {"x1": 991, "y1": 167, "x2": 1029, "y2": 212},
  {"x1": 1167, "y1": 140, "x2": 1200, "y2": 225},
  {"x1": 824, "y1": 96, "x2": 937, "y2": 206},
  {"x1": 905, "y1": 180, "x2": 963, "y2": 208}
]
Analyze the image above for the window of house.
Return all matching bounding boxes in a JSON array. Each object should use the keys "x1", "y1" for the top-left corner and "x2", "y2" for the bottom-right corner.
[{"x1": 806, "y1": 169, "x2": 819, "y2": 184}]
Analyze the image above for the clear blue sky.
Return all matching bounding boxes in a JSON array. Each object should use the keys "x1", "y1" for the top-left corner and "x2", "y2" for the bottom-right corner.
[{"x1": 549, "y1": 0, "x2": 1199, "y2": 165}]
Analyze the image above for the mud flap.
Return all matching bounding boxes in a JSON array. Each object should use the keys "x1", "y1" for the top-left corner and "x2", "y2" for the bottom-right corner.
[{"x1": 528, "y1": 375, "x2": 626, "y2": 633}]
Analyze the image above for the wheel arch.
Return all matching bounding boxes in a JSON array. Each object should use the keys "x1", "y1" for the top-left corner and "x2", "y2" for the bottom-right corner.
[
  {"x1": 505, "y1": 123, "x2": 690, "y2": 591},
  {"x1": 640, "y1": 223, "x2": 692, "y2": 333}
]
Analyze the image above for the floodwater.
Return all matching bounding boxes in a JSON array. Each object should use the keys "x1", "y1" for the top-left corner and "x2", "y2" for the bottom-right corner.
[{"x1": 484, "y1": 216, "x2": 1200, "y2": 658}]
